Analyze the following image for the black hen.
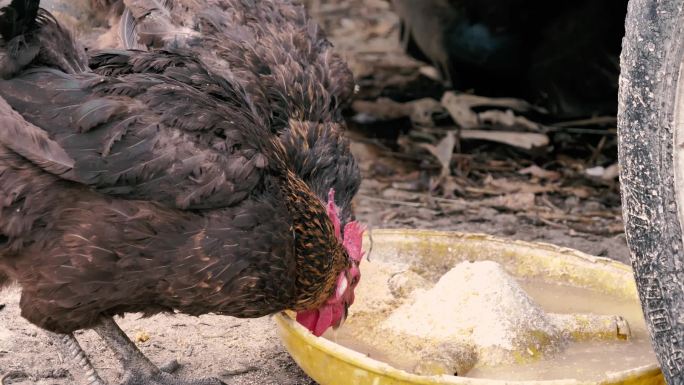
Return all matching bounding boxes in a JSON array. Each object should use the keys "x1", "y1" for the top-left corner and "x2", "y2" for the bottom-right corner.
[
  {"x1": 104, "y1": 0, "x2": 362, "y2": 226},
  {"x1": 393, "y1": 0, "x2": 627, "y2": 118}
]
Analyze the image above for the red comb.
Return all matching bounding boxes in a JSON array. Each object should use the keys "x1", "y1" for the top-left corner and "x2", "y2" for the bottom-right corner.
[
  {"x1": 343, "y1": 221, "x2": 365, "y2": 263},
  {"x1": 326, "y1": 188, "x2": 365, "y2": 263}
]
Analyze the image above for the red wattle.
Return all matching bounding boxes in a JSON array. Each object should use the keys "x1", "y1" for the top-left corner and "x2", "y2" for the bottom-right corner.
[
  {"x1": 314, "y1": 306, "x2": 333, "y2": 337},
  {"x1": 296, "y1": 310, "x2": 319, "y2": 332}
]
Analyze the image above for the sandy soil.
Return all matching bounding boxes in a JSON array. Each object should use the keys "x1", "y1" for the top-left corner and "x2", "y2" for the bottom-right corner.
[{"x1": 0, "y1": 287, "x2": 316, "y2": 385}]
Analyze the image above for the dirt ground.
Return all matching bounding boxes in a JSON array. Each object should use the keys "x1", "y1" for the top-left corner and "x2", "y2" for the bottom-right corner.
[{"x1": 0, "y1": 1, "x2": 629, "y2": 384}]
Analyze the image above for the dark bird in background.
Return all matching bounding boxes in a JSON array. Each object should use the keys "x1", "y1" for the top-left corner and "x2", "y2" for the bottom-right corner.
[
  {"x1": 392, "y1": 0, "x2": 628, "y2": 118},
  {"x1": 0, "y1": 0, "x2": 364, "y2": 384}
]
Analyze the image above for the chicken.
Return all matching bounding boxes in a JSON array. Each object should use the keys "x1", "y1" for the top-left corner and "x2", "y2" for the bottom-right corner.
[
  {"x1": 0, "y1": 0, "x2": 364, "y2": 384},
  {"x1": 81, "y1": 0, "x2": 361, "y2": 226},
  {"x1": 392, "y1": 0, "x2": 627, "y2": 118}
]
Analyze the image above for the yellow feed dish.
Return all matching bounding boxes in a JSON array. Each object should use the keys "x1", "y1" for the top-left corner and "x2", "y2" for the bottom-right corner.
[{"x1": 276, "y1": 229, "x2": 666, "y2": 385}]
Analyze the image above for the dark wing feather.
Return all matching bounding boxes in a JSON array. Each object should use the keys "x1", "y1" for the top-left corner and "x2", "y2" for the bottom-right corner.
[
  {"x1": 101, "y1": 115, "x2": 137, "y2": 156},
  {"x1": 115, "y1": 0, "x2": 361, "y2": 222},
  {"x1": 0, "y1": 0, "x2": 302, "y2": 333},
  {"x1": 73, "y1": 98, "x2": 130, "y2": 133},
  {"x1": 0, "y1": 96, "x2": 75, "y2": 178},
  {"x1": 0, "y1": 50, "x2": 278, "y2": 210},
  {"x1": 111, "y1": 1, "x2": 355, "y2": 127},
  {"x1": 149, "y1": 1, "x2": 359, "y2": 217}
]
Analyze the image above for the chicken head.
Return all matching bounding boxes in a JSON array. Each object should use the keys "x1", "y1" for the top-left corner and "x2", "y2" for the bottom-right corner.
[{"x1": 296, "y1": 189, "x2": 364, "y2": 336}]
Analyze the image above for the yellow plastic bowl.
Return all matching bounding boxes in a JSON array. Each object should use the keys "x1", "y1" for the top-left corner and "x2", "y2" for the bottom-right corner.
[{"x1": 275, "y1": 229, "x2": 665, "y2": 385}]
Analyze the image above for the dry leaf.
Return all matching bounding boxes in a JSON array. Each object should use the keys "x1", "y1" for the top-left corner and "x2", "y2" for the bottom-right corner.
[
  {"x1": 478, "y1": 109, "x2": 541, "y2": 131},
  {"x1": 419, "y1": 65, "x2": 442, "y2": 82},
  {"x1": 442, "y1": 91, "x2": 547, "y2": 130},
  {"x1": 460, "y1": 130, "x2": 549, "y2": 150},
  {"x1": 584, "y1": 164, "x2": 619, "y2": 180},
  {"x1": 480, "y1": 192, "x2": 536, "y2": 211},
  {"x1": 518, "y1": 165, "x2": 561, "y2": 181},
  {"x1": 602, "y1": 163, "x2": 619, "y2": 180},
  {"x1": 408, "y1": 98, "x2": 445, "y2": 126},
  {"x1": 441, "y1": 92, "x2": 479, "y2": 129},
  {"x1": 352, "y1": 98, "x2": 408, "y2": 121},
  {"x1": 419, "y1": 131, "x2": 456, "y2": 179},
  {"x1": 368, "y1": 18, "x2": 395, "y2": 37},
  {"x1": 455, "y1": 93, "x2": 542, "y2": 112},
  {"x1": 382, "y1": 188, "x2": 425, "y2": 202},
  {"x1": 484, "y1": 176, "x2": 557, "y2": 194},
  {"x1": 561, "y1": 186, "x2": 593, "y2": 199},
  {"x1": 585, "y1": 166, "x2": 605, "y2": 177}
]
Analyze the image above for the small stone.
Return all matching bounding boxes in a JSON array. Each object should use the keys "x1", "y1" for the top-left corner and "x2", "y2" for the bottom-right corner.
[{"x1": 135, "y1": 331, "x2": 150, "y2": 343}]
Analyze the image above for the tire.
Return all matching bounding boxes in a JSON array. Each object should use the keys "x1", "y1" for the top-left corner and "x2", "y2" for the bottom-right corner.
[{"x1": 618, "y1": 1, "x2": 684, "y2": 384}]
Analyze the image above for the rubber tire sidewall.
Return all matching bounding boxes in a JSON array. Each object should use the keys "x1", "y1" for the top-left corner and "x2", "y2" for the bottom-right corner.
[{"x1": 619, "y1": 1, "x2": 684, "y2": 384}]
